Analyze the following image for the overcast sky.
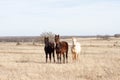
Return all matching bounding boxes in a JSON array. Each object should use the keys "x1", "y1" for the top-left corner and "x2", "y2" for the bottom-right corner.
[{"x1": 0, "y1": 0, "x2": 120, "y2": 36}]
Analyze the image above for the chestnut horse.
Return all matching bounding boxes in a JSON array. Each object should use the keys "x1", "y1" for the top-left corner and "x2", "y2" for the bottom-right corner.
[
  {"x1": 44, "y1": 37, "x2": 55, "y2": 63},
  {"x1": 55, "y1": 35, "x2": 68, "y2": 63}
]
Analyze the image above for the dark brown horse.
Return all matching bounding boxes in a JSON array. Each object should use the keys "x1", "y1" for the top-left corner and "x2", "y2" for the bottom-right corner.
[
  {"x1": 44, "y1": 37, "x2": 55, "y2": 63},
  {"x1": 55, "y1": 35, "x2": 68, "y2": 63}
]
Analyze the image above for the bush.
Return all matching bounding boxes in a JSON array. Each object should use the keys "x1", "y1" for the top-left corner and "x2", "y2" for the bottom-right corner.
[
  {"x1": 16, "y1": 42, "x2": 21, "y2": 45},
  {"x1": 114, "y1": 34, "x2": 120, "y2": 38},
  {"x1": 96, "y1": 35, "x2": 110, "y2": 40},
  {"x1": 40, "y1": 32, "x2": 55, "y2": 43},
  {"x1": 102, "y1": 35, "x2": 110, "y2": 40}
]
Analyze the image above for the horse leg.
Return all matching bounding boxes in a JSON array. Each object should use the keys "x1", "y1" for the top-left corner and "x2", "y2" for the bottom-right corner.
[
  {"x1": 77, "y1": 54, "x2": 79, "y2": 61},
  {"x1": 53, "y1": 52, "x2": 55, "y2": 63},
  {"x1": 57, "y1": 53, "x2": 59, "y2": 63},
  {"x1": 63, "y1": 53, "x2": 65, "y2": 63},
  {"x1": 66, "y1": 51, "x2": 68, "y2": 63},
  {"x1": 46, "y1": 53, "x2": 48, "y2": 63},
  {"x1": 75, "y1": 53, "x2": 76, "y2": 60},
  {"x1": 60, "y1": 53, "x2": 61, "y2": 63},
  {"x1": 49, "y1": 53, "x2": 51, "y2": 63},
  {"x1": 72, "y1": 52, "x2": 74, "y2": 61}
]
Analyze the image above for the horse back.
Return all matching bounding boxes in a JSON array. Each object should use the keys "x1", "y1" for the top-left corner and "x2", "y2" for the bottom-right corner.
[{"x1": 60, "y1": 41, "x2": 68, "y2": 52}]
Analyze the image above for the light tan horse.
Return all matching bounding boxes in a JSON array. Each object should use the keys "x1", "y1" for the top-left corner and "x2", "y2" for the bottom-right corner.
[{"x1": 71, "y1": 38, "x2": 81, "y2": 61}]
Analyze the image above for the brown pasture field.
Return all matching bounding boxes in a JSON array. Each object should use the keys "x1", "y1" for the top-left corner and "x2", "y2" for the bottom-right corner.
[{"x1": 0, "y1": 37, "x2": 120, "y2": 80}]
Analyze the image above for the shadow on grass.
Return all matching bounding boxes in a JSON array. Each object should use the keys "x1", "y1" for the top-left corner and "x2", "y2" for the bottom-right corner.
[{"x1": 15, "y1": 60, "x2": 70, "y2": 64}]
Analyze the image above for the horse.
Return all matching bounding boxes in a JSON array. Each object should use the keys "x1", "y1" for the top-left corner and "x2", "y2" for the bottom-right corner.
[
  {"x1": 44, "y1": 37, "x2": 55, "y2": 63},
  {"x1": 54, "y1": 34, "x2": 68, "y2": 63},
  {"x1": 71, "y1": 38, "x2": 81, "y2": 61}
]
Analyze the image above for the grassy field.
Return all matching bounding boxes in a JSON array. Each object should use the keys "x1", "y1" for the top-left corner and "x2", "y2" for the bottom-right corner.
[{"x1": 0, "y1": 37, "x2": 120, "y2": 80}]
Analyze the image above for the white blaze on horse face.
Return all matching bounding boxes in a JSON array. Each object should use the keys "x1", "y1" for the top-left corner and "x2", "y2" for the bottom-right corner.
[{"x1": 72, "y1": 38, "x2": 77, "y2": 45}]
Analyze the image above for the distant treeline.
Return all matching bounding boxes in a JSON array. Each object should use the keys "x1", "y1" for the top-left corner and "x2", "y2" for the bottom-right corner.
[
  {"x1": 0, "y1": 36, "x2": 41, "y2": 42},
  {"x1": 0, "y1": 34, "x2": 119, "y2": 42},
  {"x1": 0, "y1": 36, "x2": 94, "y2": 42}
]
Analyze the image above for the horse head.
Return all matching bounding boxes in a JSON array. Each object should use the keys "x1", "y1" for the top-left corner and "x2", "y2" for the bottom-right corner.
[
  {"x1": 55, "y1": 34, "x2": 60, "y2": 44},
  {"x1": 44, "y1": 37, "x2": 49, "y2": 45},
  {"x1": 72, "y1": 37, "x2": 77, "y2": 46}
]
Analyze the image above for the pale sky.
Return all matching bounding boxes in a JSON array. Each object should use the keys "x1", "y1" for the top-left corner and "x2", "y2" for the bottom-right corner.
[{"x1": 0, "y1": 0, "x2": 120, "y2": 36}]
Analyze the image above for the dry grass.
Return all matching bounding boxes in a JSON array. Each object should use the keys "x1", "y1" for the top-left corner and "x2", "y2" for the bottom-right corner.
[{"x1": 0, "y1": 38, "x2": 120, "y2": 80}]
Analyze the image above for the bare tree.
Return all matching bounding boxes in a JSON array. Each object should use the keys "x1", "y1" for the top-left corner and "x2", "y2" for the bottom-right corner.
[{"x1": 40, "y1": 32, "x2": 55, "y2": 43}]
